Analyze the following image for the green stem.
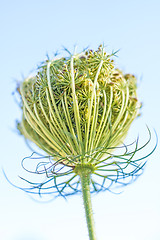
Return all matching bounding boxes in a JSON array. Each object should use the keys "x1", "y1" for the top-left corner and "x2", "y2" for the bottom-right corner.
[{"x1": 78, "y1": 167, "x2": 97, "y2": 240}]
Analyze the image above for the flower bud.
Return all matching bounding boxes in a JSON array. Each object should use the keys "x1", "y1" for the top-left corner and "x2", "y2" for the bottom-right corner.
[{"x1": 18, "y1": 46, "x2": 140, "y2": 168}]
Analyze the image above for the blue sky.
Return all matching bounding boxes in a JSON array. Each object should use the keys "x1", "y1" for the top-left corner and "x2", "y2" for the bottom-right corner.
[{"x1": 0, "y1": 0, "x2": 160, "y2": 240}]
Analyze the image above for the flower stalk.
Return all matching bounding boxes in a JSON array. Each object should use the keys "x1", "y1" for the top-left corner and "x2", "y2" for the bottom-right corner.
[{"x1": 75, "y1": 165, "x2": 96, "y2": 240}]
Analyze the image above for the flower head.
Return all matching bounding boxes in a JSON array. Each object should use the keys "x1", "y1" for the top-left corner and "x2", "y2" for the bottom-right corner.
[{"x1": 16, "y1": 45, "x2": 150, "y2": 197}]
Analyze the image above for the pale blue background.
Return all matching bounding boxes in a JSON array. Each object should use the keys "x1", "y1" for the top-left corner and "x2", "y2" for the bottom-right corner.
[{"x1": 0, "y1": 0, "x2": 160, "y2": 240}]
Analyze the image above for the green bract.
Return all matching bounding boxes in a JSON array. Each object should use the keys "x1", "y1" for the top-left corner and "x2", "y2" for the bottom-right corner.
[{"x1": 18, "y1": 45, "x2": 140, "y2": 172}]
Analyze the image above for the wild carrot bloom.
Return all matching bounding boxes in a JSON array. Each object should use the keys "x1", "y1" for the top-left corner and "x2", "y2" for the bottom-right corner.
[
  {"x1": 17, "y1": 45, "x2": 149, "y2": 197},
  {"x1": 14, "y1": 45, "x2": 157, "y2": 240}
]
